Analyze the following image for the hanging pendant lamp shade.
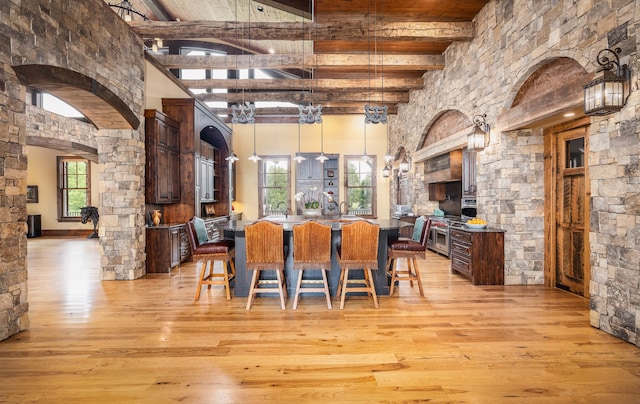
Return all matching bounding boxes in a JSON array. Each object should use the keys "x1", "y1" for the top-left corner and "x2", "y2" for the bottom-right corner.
[
  {"x1": 315, "y1": 122, "x2": 329, "y2": 163},
  {"x1": 248, "y1": 124, "x2": 261, "y2": 162},
  {"x1": 293, "y1": 123, "x2": 307, "y2": 163}
]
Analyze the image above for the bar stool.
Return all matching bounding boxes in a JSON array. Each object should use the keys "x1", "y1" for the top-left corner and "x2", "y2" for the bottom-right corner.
[
  {"x1": 292, "y1": 220, "x2": 333, "y2": 309},
  {"x1": 186, "y1": 217, "x2": 236, "y2": 301},
  {"x1": 244, "y1": 220, "x2": 287, "y2": 310},
  {"x1": 386, "y1": 216, "x2": 431, "y2": 296},
  {"x1": 336, "y1": 220, "x2": 380, "y2": 309}
]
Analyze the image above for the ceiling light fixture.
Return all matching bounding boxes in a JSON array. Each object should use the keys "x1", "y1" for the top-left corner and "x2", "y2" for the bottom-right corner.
[
  {"x1": 315, "y1": 122, "x2": 329, "y2": 163},
  {"x1": 299, "y1": 1, "x2": 322, "y2": 124},
  {"x1": 231, "y1": 0, "x2": 256, "y2": 124},
  {"x1": 468, "y1": 114, "x2": 490, "y2": 151},
  {"x1": 293, "y1": 123, "x2": 307, "y2": 163},
  {"x1": 109, "y1": 1, "x2": 147, "y2": 21},
  {"x1": 248, "y1": 124, "x2": 262, "y2": 162},
  {"x1": 584, "y1": 47, "x2": 631, "y2": 116},
  {"x1": 364, "y1": 0, "x2": 387, "y2": 124}
]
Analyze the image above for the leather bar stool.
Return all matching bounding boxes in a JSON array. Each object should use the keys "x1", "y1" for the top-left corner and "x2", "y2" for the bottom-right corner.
[
  {"x1": 386, "y1": 216, "x2": 431, "y2": 296},
  {"x1": 336, "y1": 220, "x2": 380, "y2": 309},
  {"x1": 292, "y1": 220, "x2": 333, "y2": 309},
  {"x1": 244, "y1": 220, "x2": 287, "y2": 310},
  {"x1": 186, "y1": 217, "x2": 236, "y2": 301}
]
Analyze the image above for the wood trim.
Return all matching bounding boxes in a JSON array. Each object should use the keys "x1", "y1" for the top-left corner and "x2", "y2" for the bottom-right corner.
[
  {"x1": 543, "y1": 117, "x2": 591, "y2": 294},
  {"x1": 41, "y1": 230, "x2": 94, "y2": 237}
]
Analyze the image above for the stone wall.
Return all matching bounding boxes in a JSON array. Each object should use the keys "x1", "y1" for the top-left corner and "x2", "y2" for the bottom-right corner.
[
  {"x1": 0, "y1": 0, "x2": 146, "y2": 341},
  {"x1": 389, "y1": 0, "x2": 640, "y2": 346}
]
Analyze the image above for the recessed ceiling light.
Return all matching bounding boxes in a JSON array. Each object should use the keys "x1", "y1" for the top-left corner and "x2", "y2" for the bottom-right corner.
[
  {"x1": 257, "y1": 5, "x2": 264, "y2": 12},
  {"x1": 564, "y1": 112, "x2": 575, "y2": 117}
]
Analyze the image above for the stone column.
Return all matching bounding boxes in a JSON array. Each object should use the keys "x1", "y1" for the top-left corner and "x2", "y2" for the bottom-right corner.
[
  {"x1": 96, "y1": 129, "x2": 146, "y2": 280},
  {"x1": 0, "y1": 79, "x2": 30, "y2": 340}
]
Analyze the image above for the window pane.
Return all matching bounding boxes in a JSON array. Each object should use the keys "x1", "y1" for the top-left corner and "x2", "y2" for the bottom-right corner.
[{"x1": 58, "y1": 157, "x2": 90, "y2": 220}]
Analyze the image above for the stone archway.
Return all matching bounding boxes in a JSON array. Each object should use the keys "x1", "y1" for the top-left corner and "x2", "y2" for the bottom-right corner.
[{"x1": 493, "y1": 57, "x2": 590, "y2": 287}]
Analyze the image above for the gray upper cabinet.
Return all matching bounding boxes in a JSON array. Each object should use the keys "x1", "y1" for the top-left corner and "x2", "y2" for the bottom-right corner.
[{"x1": 462, "y1": 149, "x2": 477, "y2": 197}]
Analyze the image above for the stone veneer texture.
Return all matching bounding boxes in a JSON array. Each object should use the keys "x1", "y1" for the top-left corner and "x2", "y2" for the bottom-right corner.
[{"x1": 389, "y1": 0, "x2": 639, "y2": 346}]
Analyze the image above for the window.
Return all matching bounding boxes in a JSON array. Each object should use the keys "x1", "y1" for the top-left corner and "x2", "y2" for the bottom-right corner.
[
  {"x1": 258, "y1": 156, "x2": 291, "y2": 218},
  {"x1": 57, "y1": 157, "x2": 90, "y2": 221},
  {"x1": 344, "y1": 156, "x2": 376, "y2": 217}
]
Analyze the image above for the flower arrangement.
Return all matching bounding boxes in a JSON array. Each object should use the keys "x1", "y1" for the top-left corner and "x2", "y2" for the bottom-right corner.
[{"x1": 295, "y1": 187, "x2": 320, "y2": 209}]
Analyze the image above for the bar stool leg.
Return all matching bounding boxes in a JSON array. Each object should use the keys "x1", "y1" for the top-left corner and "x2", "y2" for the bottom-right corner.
[
  {"x1": 246, "y1": 269, "x2": 260, "y2": 310},
  {"x1": 321, "y1": 270, "x2": 332, "y2": 309},
  {"x1": 194, "y1": 260, "x2": 209, "y2": 301},
  {"x1": 293, "y1": 269, "x2": 304, "y2": 310},
  {"x1": 366, "y1": 267, "x2": 379, "y2": 308},
  {"x1": 388, "y1": 258, "x2": 398, "y2": 296},
  {"x1": 276, "y1": 269, "x2": 286, "y2": 310},
  {"x1": 412, "y1": 257, "x2": 424, "y2": 296},
  {"x1": 339, "y1": 269, "x2": 349, "y2": 310}
]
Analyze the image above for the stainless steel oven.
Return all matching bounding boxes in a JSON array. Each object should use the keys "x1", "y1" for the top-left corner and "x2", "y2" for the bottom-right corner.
[{"x1": 427, "y1": 217, "x2": 450, "y2": 257}]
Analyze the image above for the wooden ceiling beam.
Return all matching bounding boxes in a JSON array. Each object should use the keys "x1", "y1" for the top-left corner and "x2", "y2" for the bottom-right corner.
[
  {"x1": 181, "y1": 77, "x2": 424, "y2": 91},
  {"x1": 154, "y1": 54, "x2": 444, "y2": 70},
  {"x1": 209, "y1": 105, "x2": 398, "y2": 116},
  {"x1": 129, "y1": 20, "x2": 474, "y2": 42},
  {"x1": 195, "y1": 91, "x2": 409, "y2": 103}
]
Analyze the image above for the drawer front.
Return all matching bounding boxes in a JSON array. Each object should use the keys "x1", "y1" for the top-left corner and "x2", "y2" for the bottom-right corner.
[
  {"x1": 451, "y1": 253, "x2": 471, "y2": 276},
  {"x1": 450, "y1": 229, "x2": 472, "y2": 244},
  {"x1": 450, "y1": 239, "x2": 471, "y2": 257}
]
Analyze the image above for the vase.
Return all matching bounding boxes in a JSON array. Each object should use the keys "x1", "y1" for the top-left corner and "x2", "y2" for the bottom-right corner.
[
  {"x1": 152, "y1": 210, "x2": 162, "y2": 226},
  {"x1": 302, "y1": 208, "x2": 322, "y2": 218}
]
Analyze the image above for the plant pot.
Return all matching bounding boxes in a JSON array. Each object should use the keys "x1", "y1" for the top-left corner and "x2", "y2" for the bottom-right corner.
[{"x1": 301, "y1": 208, "x2": 322, "y2": 218}]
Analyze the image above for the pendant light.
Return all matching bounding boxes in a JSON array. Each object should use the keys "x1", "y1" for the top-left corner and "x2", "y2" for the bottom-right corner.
[
  {"x1": 248, "y1": 123, "x2": 261, "y2": 162},
  {"x1": 293, "y1": 123, "x2": 307, "y2": 163},
  {"x1": 315, "y1": 122, "x2": 329, "y2": 163}
]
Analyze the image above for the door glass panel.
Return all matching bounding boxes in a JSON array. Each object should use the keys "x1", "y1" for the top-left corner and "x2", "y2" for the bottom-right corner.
[{"x1": 565, "y1": 137, "x2": 584, "y2": 168}]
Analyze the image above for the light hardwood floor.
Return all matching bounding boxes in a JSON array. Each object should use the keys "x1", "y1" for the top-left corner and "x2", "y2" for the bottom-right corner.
[{"x1": 1, "y1": 237, "x2": 639, "y2": 403}]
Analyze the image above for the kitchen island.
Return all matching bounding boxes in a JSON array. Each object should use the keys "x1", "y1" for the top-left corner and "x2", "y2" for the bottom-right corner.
[{"x1": 222, "y1": 216, "x2": 410, "y2": 297}]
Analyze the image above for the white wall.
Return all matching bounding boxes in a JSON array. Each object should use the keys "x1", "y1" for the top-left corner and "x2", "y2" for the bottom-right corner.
[
  {"x1": 26, "y1": 146, "x2": 99, "y2": 231},
  {"x1": 232, "y1": 116, "x2": 391, "y2": 221}
]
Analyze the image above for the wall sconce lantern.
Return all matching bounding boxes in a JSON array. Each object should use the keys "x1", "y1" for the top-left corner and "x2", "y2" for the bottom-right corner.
[
  {"x1": 382, "y1": 163, "x2": 392, "y2": 178},
  {"x1": 468, "y1": 114, "x2": 490, "y2": 151},
  {"x1": 399, "y1": 153, "x2": 411, "y2": 173},
  {"x1": 584, "y1": 47, "x2": 631, "y2": 116}
]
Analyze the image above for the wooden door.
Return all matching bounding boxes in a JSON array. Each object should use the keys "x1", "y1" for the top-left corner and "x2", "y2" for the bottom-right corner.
[{"x1": 554, "y1": 125, "x2": 590, "y2": 296}]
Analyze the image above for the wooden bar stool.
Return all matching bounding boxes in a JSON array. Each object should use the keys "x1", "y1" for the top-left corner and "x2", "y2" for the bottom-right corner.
[
  {"x1": 292, "y1": 220, "x2": 333, "y2": 309},
  {"x1": 336, "y1": 220, "x2": 380, "y2": 309},
  {"x1": 186, "y1": 217, "x2": 236, "y2": 301},
  {"x1": 386, "y1": 216, "x2": 431, "y2": 296},
  {"x1": 244, "y1": 220, "x2": 287, "y2": 310}
]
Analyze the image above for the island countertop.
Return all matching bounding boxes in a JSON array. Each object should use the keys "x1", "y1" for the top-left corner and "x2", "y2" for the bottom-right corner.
[{"x1": 223, "y1": 216, "x2": 410, "y2": 233}]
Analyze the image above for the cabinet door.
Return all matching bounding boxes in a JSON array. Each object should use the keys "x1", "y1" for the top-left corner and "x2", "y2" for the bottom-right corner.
[
  {"x1": 157, "y1": 147, "x2": 171, "y2": 201},
  {"x1": 169, "y1": 227, "x2": 181, "y2": 268},
  {"x1": 297, "y1": 154, "x2": 323, "y2": 180},
  {"x1": 463, "y1": 149, "x2": 477, "y2": 196},
  {"x1": 168, "y1": 150, "x2": 180, "y2": 201}
]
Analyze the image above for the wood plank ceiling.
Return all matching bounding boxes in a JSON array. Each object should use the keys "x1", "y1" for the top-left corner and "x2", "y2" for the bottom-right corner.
[{"x1": 112, "y1": 0, "x2": 488, "y2": 123}]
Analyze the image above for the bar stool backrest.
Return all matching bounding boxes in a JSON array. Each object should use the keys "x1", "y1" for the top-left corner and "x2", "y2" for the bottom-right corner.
[
  {"x1": 245, "y1": 220, "x2": 285, "y2": 270},
  {"x1": 293, "y1": 220, "x2": 332, "y2": 270},
  {"x1": 339, "y1": 220, "x2": 380, "y2": 265}
]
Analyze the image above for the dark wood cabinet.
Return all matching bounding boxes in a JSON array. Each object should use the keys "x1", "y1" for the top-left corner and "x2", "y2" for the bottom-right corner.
[
  {"x1": 428, "y1": 183, "x2": 446, "y2": 201},
  {"x1": 146, "y1": 224, "x2": 187, "y2": 273},
  {"x1": 450, "y1": 228, "x2": 504, "y2": 285},
  {"x1": 199, "y1": 140, "x2": 220, "y2": 203},
  {"x1": 161, "y1": 98, "x2": 232, "y2": 223},
  {"x1": 145, "y1": 110, "x2": 180, "y2": 204}
]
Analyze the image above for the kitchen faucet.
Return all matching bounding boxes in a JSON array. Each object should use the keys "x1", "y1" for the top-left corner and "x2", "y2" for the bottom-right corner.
[
  {"x1": 338, "y1": 201, "x2": 347, "y2": 217},
  {"x1": 276, "y1": 201, "x2": 290, "y2": 218}
]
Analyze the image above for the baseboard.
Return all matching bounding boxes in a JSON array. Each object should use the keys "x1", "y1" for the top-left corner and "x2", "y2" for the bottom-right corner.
[{"x1": 40, "y1": 230, "x2": 94, "y2": 238}]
